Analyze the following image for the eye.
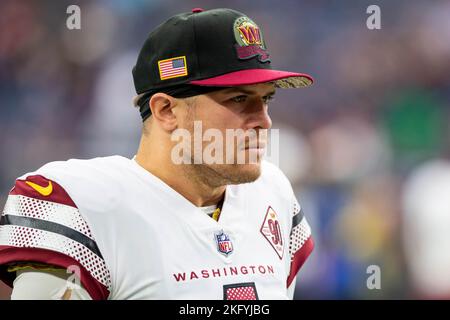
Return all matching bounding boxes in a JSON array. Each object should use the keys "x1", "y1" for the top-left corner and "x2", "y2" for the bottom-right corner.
[
  {"x1": 262, "y1": 95, "x2": 275, "y2": 104},
  {"x1": 230, "y1": 95, "x2": 247, "y2": 103}
]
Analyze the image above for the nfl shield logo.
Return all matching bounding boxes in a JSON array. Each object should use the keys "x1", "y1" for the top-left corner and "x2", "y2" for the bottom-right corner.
[{"x1": 215, "y1": 230, "x2": 233, "y2": 256}]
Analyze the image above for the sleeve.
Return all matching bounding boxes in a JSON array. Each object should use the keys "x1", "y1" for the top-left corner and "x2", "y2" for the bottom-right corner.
[
  {"x1": 286, "y1": 194, "x2": 314, "y2": 289},
  {"x1": 11, "y1": 268, "x2": 92, "y2": 300},
  {"x1": 0, "y1": 174, "x2": 111, "y2": 300},
  {"x1": 287, "y1": 275, "x2": 297, "y2": 299}
]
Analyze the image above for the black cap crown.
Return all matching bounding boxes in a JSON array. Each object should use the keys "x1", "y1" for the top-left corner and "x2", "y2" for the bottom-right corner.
[{"x1": 132, "y1": 8, "x2": 312, "y2": 95}]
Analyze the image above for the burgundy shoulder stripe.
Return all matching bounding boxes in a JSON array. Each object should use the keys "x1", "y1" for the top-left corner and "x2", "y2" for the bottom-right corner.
[{"x1": 11, "y1": 175, "x2": 77, "y2": 208}]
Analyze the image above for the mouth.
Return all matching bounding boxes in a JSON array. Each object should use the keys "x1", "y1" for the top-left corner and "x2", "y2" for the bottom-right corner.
[
  {"x1": 244, "y1": 147, "x2": 265, "y2": 151},
  {"x1": 242, "y1": 141, "x2": 267, "y2": 150},
  {"x1": 243, "y1": 143, "x2": 266, "y2": 158}
]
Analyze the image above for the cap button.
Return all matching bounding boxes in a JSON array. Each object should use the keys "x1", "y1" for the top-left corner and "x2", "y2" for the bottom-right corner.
[{"x1": 192, "y1": 8, "x2": 204, "y2": 13}]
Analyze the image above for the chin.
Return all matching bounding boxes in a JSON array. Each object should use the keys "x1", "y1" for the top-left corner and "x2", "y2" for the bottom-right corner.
[{"x1": 221, "y1": 162, "x2": 262, "y2": 185}]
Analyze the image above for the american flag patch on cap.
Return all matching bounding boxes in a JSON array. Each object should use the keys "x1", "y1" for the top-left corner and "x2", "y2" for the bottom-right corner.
[{"x1": 158, "y1": 56, "x2": 188, "y2": 80}]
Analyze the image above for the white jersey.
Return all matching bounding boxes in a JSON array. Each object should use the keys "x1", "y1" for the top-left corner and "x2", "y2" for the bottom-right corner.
[{"x1": 0, "y1": 156, "x2": 313, "y2": 300}]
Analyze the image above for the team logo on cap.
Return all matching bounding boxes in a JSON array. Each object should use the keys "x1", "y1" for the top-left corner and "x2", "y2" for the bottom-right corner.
[
  {"x1": 215, "y1": 230, "x2": 233, "y2": 256},
  {"x1": 233, "y1": 16, "x2": 270, "y2": 63}
]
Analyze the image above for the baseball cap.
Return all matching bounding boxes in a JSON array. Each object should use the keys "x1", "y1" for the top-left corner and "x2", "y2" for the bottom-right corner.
[{"x1": 132, "y1": 7, "x2": 313, "y2": 101}]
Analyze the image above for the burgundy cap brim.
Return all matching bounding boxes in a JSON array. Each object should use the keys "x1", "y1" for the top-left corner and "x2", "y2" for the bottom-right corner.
[{"x1": 189, "y1": 68, "x2": 313, "y2": 88}]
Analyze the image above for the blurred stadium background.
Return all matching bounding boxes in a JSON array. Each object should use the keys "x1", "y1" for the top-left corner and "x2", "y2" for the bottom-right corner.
[{"x1": 1, "y1": 0, "x2": 450, "y2": 299}]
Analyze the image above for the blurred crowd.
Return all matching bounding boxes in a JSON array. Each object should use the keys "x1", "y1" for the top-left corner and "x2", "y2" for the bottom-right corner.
[{"x1": 1, "y1": 0, "x2": 449, "y2": 299}]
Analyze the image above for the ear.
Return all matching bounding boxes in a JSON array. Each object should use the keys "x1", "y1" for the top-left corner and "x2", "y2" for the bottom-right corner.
[{"x1": 149, "y1": 93, "x2": 179, "y2": 132}]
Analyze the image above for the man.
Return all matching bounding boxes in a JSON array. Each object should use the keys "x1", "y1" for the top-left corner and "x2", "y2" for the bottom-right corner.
[{"x1": 0, "y1": 8, "x2": 313, "y2": 300}]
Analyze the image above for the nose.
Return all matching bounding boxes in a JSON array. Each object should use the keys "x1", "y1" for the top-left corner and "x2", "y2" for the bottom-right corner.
[{"x1": 246, "y1": 100, "x2": 272, "y2": 130}]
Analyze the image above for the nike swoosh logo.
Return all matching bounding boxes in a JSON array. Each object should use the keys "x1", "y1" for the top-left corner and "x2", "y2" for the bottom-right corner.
[{"x1": 25, "y1": 180, "x2": 53, "y2": 196}]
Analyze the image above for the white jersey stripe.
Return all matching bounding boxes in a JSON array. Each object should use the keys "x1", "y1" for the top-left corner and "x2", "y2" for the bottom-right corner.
[{"x1": 3, "y1": 195, "x2": 93, "y2": 239}]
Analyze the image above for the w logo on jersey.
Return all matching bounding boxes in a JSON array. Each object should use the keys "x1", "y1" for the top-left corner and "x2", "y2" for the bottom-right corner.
[{"x1": 215, "y1": 230, "x2": 233, "y2": 256}]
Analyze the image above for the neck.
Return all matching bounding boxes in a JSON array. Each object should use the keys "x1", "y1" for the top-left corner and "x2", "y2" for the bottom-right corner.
[{"x1": 135, "y1": 134, "x2": 226, "y2": 207}]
